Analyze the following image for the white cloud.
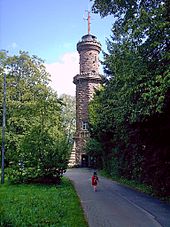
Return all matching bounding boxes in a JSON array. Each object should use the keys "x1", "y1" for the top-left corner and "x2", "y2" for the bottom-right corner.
[{"x1": 45, "y1": 52, "x2": 79, "y2": 97}]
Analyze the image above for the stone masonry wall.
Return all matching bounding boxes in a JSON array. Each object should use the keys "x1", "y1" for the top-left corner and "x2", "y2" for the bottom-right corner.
[
  {"x1": 76, "y1": 78, "x2": 101, "y2": 132},
  {"x1": 79, "y1": 50, "x2": 99, "y2": 74}
]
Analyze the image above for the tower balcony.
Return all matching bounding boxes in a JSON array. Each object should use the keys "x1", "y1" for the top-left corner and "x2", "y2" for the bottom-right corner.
[{"x1": 73, "y1": 72, "x2": 102, "y2": 85}]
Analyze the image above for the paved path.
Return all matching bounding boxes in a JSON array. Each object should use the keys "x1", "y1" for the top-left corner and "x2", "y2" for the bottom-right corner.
[{"x1": 65, "y1": 168, "x2": 170, "y2": 227}]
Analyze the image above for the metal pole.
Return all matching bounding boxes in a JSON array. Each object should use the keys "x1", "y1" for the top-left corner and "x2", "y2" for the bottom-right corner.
[{"x1": 1, "y1": 73, "x2": 6, "y2": 184}]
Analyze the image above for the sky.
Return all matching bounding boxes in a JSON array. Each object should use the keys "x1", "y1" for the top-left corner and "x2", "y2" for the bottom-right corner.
[{"x1": 0, "y1": 0, "x2": 114, "y2": 96}]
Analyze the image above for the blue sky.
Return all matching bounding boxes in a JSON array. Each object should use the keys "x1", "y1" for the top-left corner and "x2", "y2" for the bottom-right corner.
[{"x1": 0, "y1": 0, "x2": 114, "y2": 96}]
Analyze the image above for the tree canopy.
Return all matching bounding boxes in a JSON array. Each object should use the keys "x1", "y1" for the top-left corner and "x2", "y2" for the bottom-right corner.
[
  {"x1": 0, "y1": 51, "x2": 71, "y2": 183},
  {"x1": 87, "y1": 0, "x2": 170, "y2": 196}
]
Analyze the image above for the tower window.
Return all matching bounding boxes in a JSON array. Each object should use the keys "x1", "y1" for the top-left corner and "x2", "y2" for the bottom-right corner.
[{"x1": 82, "y1": 121, "x2": 88, "y2": 130}]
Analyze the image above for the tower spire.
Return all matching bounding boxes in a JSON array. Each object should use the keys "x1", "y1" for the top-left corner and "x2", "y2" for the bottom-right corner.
[
  {"x1": 84, "y1": 10, "x2": 91, "y2": 34},
  {"x1": 88, "y1": 11, "x2": 90, "y2": 34}
]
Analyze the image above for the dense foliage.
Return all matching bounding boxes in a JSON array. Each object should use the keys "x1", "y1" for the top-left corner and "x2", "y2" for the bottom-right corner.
[
  {"x1": 60, "y1": 94, "x2": 76, "y2": 143},
  {"x1": 0, "y1": 51, "x2": 71, "y2": 183},
  {"x1": 87, "y1": 0, "x2": 170, "y2": 196}
]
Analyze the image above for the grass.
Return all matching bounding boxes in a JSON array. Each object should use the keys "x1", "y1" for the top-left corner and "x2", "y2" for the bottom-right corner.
[
  {"x1": 99, "y1": 170, "x2": 154, "y2": 195},
  {"x1": 0, "y1": 178, "x2": 88, "y2": 227},
  {"x1": 100, "y1": 170, "x2": 170, "y2": 202},
  {"x1": 99, "y1": 170, "x2": 170, "y2": 202}
]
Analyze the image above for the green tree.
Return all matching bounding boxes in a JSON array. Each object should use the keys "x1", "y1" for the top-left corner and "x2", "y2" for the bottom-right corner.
[
  {"x1": 0, "y1": 51, "x2": 70, "y2": 183},
  {"x1": 88, "y1": 0, "x2": 170, "y2": 196},
  {"x1": 60, "y1": 94, "x2": 76, "y2": 143}
]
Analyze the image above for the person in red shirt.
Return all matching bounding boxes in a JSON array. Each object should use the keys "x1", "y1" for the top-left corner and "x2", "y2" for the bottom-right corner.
[{"x1": 91, "y1": 171, "x2": 99, "y2": 192}]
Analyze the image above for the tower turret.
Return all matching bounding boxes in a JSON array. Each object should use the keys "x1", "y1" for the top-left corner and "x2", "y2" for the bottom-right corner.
[{"x1": 77, "y1": 34, "x2": 101, "y2": 74}]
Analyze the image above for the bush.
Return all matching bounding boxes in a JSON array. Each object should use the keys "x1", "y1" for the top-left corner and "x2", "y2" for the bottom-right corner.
[{"x1": 6, "y1": 126, "x2": 70, "y2": 184}]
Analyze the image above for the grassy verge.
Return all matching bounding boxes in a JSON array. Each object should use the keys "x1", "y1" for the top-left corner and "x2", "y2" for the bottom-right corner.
[
  {"x1": 99, "y1": 170, "x2": 160, "y2": 198},
  {"x1": 0, "y1": 177, "x2": 88, "y2": 227}
]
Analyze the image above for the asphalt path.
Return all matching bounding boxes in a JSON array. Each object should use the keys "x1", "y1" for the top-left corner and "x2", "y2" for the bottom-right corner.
[{"x1": 65, "y1": 168, "x2": 170, "y2": 227}]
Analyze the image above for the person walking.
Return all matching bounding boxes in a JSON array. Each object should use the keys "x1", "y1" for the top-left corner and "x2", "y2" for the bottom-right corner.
[{"x1": 91, "y1": 171, "x2": 99, "y2": 192}]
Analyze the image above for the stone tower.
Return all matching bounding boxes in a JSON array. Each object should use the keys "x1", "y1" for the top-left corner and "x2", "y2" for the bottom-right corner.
[{"x1": 72, "y1": 25, "x2": 102, "y2": 166}]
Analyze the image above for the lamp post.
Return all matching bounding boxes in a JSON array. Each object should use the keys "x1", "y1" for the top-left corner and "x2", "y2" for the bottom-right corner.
[{"x1": 1, "y1": 73, "x2": 6, "y2": 184}]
